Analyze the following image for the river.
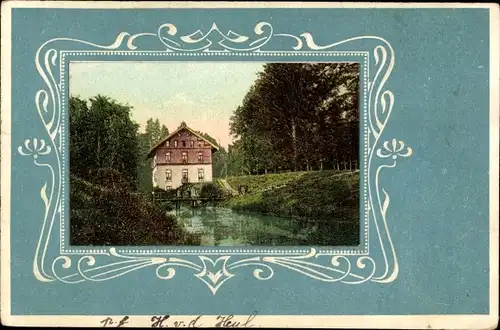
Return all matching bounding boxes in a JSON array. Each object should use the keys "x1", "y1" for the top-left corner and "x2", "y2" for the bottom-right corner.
[{"x1": 168, "y1": 206, "x2": 311, "y2": 246}]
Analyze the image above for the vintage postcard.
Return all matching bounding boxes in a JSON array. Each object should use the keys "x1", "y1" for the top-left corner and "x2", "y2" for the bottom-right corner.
[{"x1": 1, "y1": 1, "x2": 499, "y2": 328}]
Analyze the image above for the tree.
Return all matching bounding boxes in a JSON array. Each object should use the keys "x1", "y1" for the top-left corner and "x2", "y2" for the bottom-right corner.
[
  {"x1": 160, "y1": 124, "x2": 169, "y2": 140},
  {"x1": 212, "y1": 147, "x2": 228, "y2": 178},
  {"x1": 137, "y1": 118, "x2": 170, "y2": 192},
  {"x1": 228, "y1": 62, "x2": 360, "y2": 174},
  {"x1": 227, "y1": 141, "x2": 248, "y2": 176},
  {"x1": 69, "y1": 95, "x2": 140, "y2": 190},
  {"x1": 143, "y1": 118, "x2": 168, "y2": 147},
  {"x1": 195, "y1": 131, "x2": 228, "y2": 178}
]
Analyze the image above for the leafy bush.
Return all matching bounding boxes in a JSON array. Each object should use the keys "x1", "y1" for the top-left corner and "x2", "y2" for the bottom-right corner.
[
  {"x1": 153, "y1": 186, "x2": 167, "y2": 193},
  {"x1": 93, "y1": 167, "x2": 131, "y2": 190},
  {"x1": 70, "y1": 176, "x2": 200, "y2": 245},
  {"x1": 199, "y1": 182, "x2": 224, "y2": 200}
]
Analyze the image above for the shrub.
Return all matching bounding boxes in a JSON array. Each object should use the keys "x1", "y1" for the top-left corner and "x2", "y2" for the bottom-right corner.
[
  {"x1": 199, "y1": 182, "x2": 223, "y2": 200},
  {"x1": 70, "y1": 176, "x2": 200, "y2": 245},
  {"x1": 93, "y1": 167, "x2": 135, "y2": 191}
]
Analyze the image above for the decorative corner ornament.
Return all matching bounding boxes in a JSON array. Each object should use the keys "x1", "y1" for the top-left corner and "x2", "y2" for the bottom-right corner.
[{"x1": 18, "y1": 21, "x2": 412, "y2": 294}]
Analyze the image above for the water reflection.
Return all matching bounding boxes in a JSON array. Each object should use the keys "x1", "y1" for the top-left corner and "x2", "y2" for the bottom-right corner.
[{"x1": 168, "y1": 206, "x2": 309, "y2": 246}]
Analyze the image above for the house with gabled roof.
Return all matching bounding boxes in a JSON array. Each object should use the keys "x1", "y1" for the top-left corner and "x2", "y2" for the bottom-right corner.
[{"x1": 148, "y1": 121, "x2": 219, "y2": 190}]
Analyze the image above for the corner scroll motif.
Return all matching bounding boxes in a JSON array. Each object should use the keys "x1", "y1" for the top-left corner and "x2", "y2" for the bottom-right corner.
[
  {"x1": 18, "y1": 21, "x2": 413, "y2": 294},
  {"x1": 157, "y1": 22, "x2": 274, "y2": 52}
]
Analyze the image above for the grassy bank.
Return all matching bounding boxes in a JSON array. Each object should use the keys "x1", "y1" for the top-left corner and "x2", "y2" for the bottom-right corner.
[
  {"x1": 70, "y1": 176, "x2": 201, "y2": 245},
  {"x1": 226, "y1": 170, "x2": 360, "y2": 245}
]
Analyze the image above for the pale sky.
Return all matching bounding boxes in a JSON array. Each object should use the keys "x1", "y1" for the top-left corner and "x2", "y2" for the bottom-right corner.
[{"x1": 69, "y1": 61, "x2": 265, "y2": 148}]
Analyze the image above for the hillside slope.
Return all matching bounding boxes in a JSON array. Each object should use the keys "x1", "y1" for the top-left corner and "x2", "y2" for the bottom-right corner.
[
  {"x1": 226, "y1": 170, "x2": 360, "y2": 245},
  {"x1": 70, "y1": 176, "x2": 200, "y2": 245}
]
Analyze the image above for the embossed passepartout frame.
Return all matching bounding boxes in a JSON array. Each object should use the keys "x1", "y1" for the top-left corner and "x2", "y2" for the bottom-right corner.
[{"x1": 18, "y1": 22, "x2": 413, "y2": 294}]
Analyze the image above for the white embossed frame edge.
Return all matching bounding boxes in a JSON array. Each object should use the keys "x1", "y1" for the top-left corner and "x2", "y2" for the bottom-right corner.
[{"x1": 17, "y1": 22, "x2": 412, "y2": 293}]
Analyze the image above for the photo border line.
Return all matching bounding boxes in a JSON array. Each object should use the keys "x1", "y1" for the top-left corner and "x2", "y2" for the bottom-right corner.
[{"x1": 60, "y1": 50, "x2": 370, "y2": 257}]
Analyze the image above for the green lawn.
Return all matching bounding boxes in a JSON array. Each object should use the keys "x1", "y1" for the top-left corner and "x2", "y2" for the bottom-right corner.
[{"x1": 226, "y1": 170, "x2": 360, "y2": 245}]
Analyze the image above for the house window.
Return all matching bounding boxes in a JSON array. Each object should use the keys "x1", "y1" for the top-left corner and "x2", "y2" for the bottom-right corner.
[
  {"x1": 190, "y1": 140, "x2": 194, "y2": 148},
  {"x1": 181, "y1": 151, "x2": 188, "y2": 163},
  {"x1": 182, "y1": 169, "x2": 188, "y2": 182},
  {"x1": 174, "y1": 140, "x2": 178, "y2": 148},
  {"x1": 182, "y1": 140, "x2": 186, "y2": 147},
  {"x1": 165, "y1": 170, "x2": 172, "y2": 181},
  {"x1": 165, "y1": 152, "x2": 171, "y2": 163},
  {"x1": 165, "y1": 141, "x2": 170, "y2": 147},
  {"x1": 198, "y1": 152, "x2": 203, "y2": 163},
  {"x1": 198, "y1": 141, "x2": 202, "y2": 147},
  {"x1": 198, "y1": 168, "x2": 205, "y2": 181}
]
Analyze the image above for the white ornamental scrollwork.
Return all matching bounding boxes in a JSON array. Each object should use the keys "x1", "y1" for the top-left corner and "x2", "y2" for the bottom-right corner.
[
  {"x1": 157, "y1": 22, "x2": 274, "y2": 52},
  {"x1": 17, "y1": 21, "x2": 412, "y2": 294},
  {"x1": 48, "y1": 248, "x2": 379, "y2": 294}
]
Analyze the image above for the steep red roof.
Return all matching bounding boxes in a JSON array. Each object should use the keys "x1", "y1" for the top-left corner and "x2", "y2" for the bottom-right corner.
[{"x1": 147, "y1": 121, "x2": 219, "y2": 159}]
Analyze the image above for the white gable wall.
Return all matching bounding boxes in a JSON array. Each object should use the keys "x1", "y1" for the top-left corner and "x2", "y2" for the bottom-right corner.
[{"x1": 153, "y1": 164, "x2": 213, "y2": 190}]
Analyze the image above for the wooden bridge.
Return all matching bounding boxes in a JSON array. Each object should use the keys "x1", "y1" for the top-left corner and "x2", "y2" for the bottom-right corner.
[{"x1": 152, "y1": 193, "x2": 225, "y2": 209}]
